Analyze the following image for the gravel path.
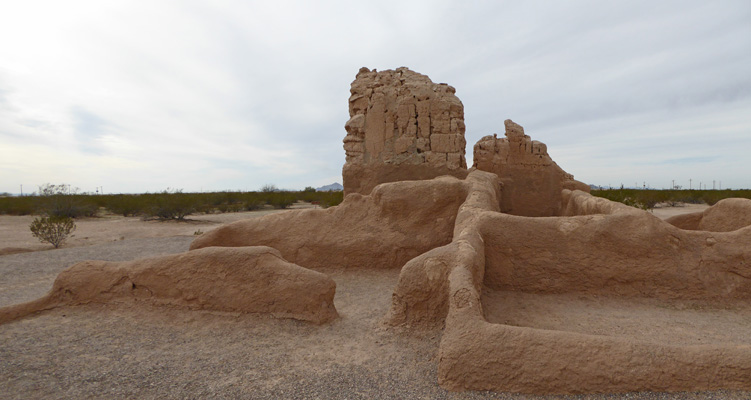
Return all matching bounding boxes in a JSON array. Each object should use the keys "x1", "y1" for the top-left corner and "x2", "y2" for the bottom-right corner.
[{"x1": 0, "y1": 237, "x2": 749, "y2": 399}]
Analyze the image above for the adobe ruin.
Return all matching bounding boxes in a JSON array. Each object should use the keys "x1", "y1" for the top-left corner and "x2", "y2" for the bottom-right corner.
[
  {"x1": 343, "y1": 67, "x2": 468, "y2": 195},
  {"x1": 473, "y1": 119, "x2": 590, "y2": 216},
  {"x1": 2, "y1": 67, "x2": 750, "y2": 395}
]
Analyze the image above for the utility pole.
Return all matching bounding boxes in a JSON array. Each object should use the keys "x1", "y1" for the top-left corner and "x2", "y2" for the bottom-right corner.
[
  {"x1": 689, "y1": 179, "x2": 692, "y2": 190},
  {"x1": 713, "y1": 180, "x2": 716, "y2": 190},
  {"x1": 672, "y1": 180, "x2": 675, "y2": 190},
  {"x1": 20, "y1": 184, "x2": 23, "y2": 196}
]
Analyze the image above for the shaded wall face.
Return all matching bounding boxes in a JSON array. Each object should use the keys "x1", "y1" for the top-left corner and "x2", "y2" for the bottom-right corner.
[
  {"x1": 342, "y1": 67, "x2": 468, "y2": 195},
  {"x1": 492, "y1": 164, "x2": 562, "y2": 217},
  {"x1": 480, "y1": 212, "x2": 751, "y2": 300},
  {"x1": 473, "y1": 136, "x2": 565, "y2": 217},
  {"x1": 473, "y1": 122, "x2": 589, "y2": 217}
]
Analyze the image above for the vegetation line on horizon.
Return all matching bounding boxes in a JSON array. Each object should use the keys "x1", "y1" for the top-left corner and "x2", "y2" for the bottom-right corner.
[
  {"x1": 2, "y1": 184, "x2": 749, "y2": 217},
  {"x1": 0, "y1": 184, "x2": 343, "y2": 218},
  {"x1": 590, "y1": 188, "x2": 751, "y2": 211}
]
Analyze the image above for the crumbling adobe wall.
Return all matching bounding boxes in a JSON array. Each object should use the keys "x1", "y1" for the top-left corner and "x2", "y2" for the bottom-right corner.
[
  {"x1": 0, "y1": 246, "x2": 338, "y2": 325},
  {"x1": 343, "y1": 67, "x2": 468, "y2": 195},
  {"x1": 384, "y1": 170, "x2": 500, "y2": 328},
  {"x1": 473, "y1": 119, "x2": 589, "y2": 216},
  {"x1": 377, "y1": 170, "x2": 751, "y2": 394},
  {"x1": 481, "y1": 207, "x2": 751, "y2": 301},
  {"x1": 666, "y1": 198, "x2": 751, "y2": 232},
  {"x1": 436, "y1": 195, "x2": 751, "y2": 393},
  {"x1": 191, "y1": 176, "x2": 469, "y2": 270},
  {"x1": 439, "y1": 298, "x2": 751, "y2": 394}
]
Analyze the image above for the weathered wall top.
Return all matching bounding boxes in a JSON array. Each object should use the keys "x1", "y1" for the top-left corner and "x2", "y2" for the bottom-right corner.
[
  {"x1": 342, "y1": 67, "x2": 468, "y2": 195},
  {"x1": 473, "y1": 119, "x2": 589, "y2": 216}
]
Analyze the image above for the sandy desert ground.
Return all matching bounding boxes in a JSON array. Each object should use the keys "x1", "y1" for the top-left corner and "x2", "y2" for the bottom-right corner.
[{"x1": 1, "y1": 203, "x2": 749, "y2": 399}]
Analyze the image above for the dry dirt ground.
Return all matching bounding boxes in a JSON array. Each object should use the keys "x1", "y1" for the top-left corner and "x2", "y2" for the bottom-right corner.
[
  {"x1": 649, "y1": 203, "x2": 709, "y2": 220},
  {"x1": 1, "y1": 203, "x2": 749, "y2": 399}
]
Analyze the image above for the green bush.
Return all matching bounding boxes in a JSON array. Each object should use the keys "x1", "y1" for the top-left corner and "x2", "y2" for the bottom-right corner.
[
  {"x1": 29, "y1": 216, "x2": 76, "y2": 248},
  {"x1": 266, "y1": 192, "x2": 296, "y2": 209},
  {"x1": 0, "y1": 196, "x2": 36, "y2": 215},
  {"x1": 591, "y1": 188, "x2": 751, "y2": 210},
  {"x1": 1, "y1": 184, "x2": 345, "y2": 216},
  {"x1": 104, "y1": 194, "x2": 143, "y2": 217},
  {"x1": 36, "y1": 184, "x2": 97, "y2": 218},
  {"x1": 145, "y1": 189, "x2": 197, "y2": 220},
  {"x1": 243, "y1": 200, "x2": 264, "y2": 211}
]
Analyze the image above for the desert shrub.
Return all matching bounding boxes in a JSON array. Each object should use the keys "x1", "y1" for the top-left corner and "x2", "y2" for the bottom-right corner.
[
  {"x1": 260, "y1": 184, "x2": 278, "y2": 193},
  {"x1": 36, "y1": 183, "x2": 97, "y2": 218},
  {"x1": 699, "y1": 190, "x2": 733, "y2": 206},
  {"x1": 194, "y1": 202, "x2": 216, "y2": 214},
  {"x1": 29, "y1": 216, "x2": 76, "y2": 248},
  {"x1": 145, "y1": 189, "x2": 197, "y2": 220},
  {"x1": 0, "y1": 196, "x2": 36, "y2": 215},
  {"x1": 266, "y1": 192, "x2": 296, "y2": 209},
  {"x1": 167, "y1": 187, "x2": 343, "y2": 212},
  {"x1": 319, "y1": 191, "x2": 343, "y2": 208},
  {"x1": 592, "y1": 189, "x2": 669, "y2": 210},
  {"x1": 216, "y1": 202, "x2": 244, "y2": 213},
  {"x1": 207, "y1": 191, "x2": 247, "y2": 213},
  {"x1": 591, "y1": 188, "x2": 751, "y2": 209},
  {"x1": 296, "y1": 189, "x2": 343, "y2": 208},
  {"x1": 243, "y1": 201, "x2": 264, "y2": 211},
  {"x1": 734, "y1": 189, "x2": 751, "y2": 200},
  {"x1": 1, "y1": 185, "x2": 344, "y2": 216},
  {"x1": 104, "y1": 194, "x2": 144, "y2": 217}
]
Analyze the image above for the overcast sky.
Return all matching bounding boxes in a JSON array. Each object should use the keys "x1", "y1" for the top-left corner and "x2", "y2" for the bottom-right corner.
[{"x1": 1, "y1": 0, "x2": 749, "y2": 194}]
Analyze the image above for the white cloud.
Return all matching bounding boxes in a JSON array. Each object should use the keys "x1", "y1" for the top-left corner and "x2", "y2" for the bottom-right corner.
[{"x1": 1, "y1": 0, "x2": 749, "y2": 193}]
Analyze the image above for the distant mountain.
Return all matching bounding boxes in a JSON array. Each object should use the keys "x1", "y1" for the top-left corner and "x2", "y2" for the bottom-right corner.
[{"x1": 316, "y1": 183, "x2": 343, "y2": 192}]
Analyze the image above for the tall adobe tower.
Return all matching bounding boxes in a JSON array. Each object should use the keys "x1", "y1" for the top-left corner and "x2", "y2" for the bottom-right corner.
[{"x1": 342, "y1": 67, "x2": 468, "y2": 195}]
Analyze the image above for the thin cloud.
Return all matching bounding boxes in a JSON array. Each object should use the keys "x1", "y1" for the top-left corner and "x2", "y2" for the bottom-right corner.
[{"x1": 0, "y1": 0, "x2": 749, "y2": 193}]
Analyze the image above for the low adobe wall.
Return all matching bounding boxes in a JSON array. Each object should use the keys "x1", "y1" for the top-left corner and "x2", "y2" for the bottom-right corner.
[
  {"x1": 191, "y1": 176, "x2": 469, "y2": 270},
  {"x1": 342, "y1": 163, "x2": 468, "y2": 198},
  {"x1": 481, "y1": 211, "x2": 751, "y2": 301},
  {"x1": 382, "y1": 172, "x2": 751, "y2": 394},
  {"x1": 0, "y1": 246, "x2": 338, "y2": 325},
  {"x1": 438, "y1": 264, "x2": 751, "y2": 394},
  {"x1": 384, "y1": 170, "x2": 499, "y2": 327},
  {"x1": 666, "y1": 198, "x2": 751, "y2": 232}
]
